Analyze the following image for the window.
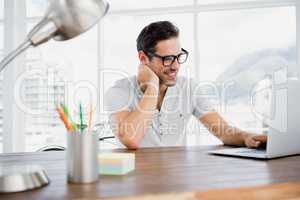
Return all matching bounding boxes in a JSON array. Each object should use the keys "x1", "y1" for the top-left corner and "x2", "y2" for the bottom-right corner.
[
  {"x1": 0, "y1": 0, "x2": 3, "y2": 19},
  {"x1": 26, "y1": 0, "x2": 48, "y2": 17},
  {"x1": 100, "y1": 13, "x2": 195, "y2": 147},
  {"x1": 101, "y1": 3, "x2": 296, "y2": 146},
  {"x1": 197, "y1": 6, "x2": 296, "y2": 143},
  {"x1": 197, "y1": 0, "x2": 267, "y2": 4},
  {"x1": 0, "y1": 24, "x2": 3, "y2": 50},
  {"x1": 0, "y1": 0, "x2": 3, "y2": 152},
  {"x1": 21, "y1": 0, "x2": 99, "y2": 152},
  {"x1": 108, "y1": 0, "x2": 193, "y2": 11},
  {"x1": 101, "y1": 13, "x2": 195, "y2": 93}
]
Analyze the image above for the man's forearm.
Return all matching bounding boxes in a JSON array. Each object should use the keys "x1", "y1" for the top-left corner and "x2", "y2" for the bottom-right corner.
[
  {"x1": 219, "y1": 126, "x2": 250, "y2": 146},
  {"x1": 200, "y1": 112, "x2": 249, "y2": 147},
  {"x1": 200, "y1": 113, "x2": 266, "y2": 148},
  {"x1": 210, "y1": 122, "x2": 248, "y2": 146},
  {"x1": 118, "y1": 86, "x2": 158, "y2": 148}
]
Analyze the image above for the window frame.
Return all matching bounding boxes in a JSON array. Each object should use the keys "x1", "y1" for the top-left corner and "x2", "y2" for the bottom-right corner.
[
  {"x1": 2, "y1": 0, "x2": 27, "y2": 153},
  {"x1": 0, "y1": 1, "x2": 3, "y2": 150}
]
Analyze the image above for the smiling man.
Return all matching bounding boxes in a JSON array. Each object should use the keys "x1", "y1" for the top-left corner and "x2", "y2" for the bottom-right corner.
[{"x1": 105, "y1": 21, "x2": 267, "y2": 149}]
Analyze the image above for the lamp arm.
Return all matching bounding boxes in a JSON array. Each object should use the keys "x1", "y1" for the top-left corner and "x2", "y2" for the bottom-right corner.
[
  {"x1": 28, "y1": 18, "x2": 58, "y2": 46},
  {"x1": 0, "y1": 40, "x2": 32, "y2": 72},
  {"x1": 0, "y1": 18, "x2": 58, "y2": 73}
]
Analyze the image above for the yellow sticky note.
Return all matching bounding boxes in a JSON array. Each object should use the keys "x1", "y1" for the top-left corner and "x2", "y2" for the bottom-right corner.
[{"x1": 98, "y1": 153, "x2": 135, "y2": 175}]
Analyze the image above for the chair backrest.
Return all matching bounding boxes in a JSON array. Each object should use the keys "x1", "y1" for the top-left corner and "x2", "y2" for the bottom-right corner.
[{"x1": 37, "y1": 145, "x2": 66, "y2": 152}]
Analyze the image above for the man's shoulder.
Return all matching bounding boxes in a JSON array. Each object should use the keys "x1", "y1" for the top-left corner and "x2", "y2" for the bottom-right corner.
[
  {"x1": 177, "y1": 76, "x2": 189, "y2": 84},
  {"x1": 176, "y1": 76, "x2": 196, "y2": 87},
  {"x1": 109, "y1": 76, "x2": 137, "y2": 90},
  {"x1": 104, "y1": 76, "x2": 136, "y2": 110}
]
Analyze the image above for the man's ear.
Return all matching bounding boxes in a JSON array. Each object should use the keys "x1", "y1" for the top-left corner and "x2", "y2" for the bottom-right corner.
[{"x1": 138, "y1": 51, "x2": 149, "y2": 65}]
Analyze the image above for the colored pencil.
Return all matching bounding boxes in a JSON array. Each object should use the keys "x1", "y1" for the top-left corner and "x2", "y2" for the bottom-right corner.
[
  {"x1": 60, "y1": 103, "x2": 78, "y2": 132},
  {"x1": 56, "y1": 105, "x2": 72, "y2": 132},
  {"x1": 79, "y1": 103, "x2": 84, "y2": 133},
  {"x1": 88, "y1": 104, "x2": 93, "y2": 131}
]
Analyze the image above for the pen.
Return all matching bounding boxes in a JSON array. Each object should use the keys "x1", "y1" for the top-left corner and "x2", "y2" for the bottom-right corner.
[
  {"x1": 88, "y1": 104, "x2": 93, "y2": 131},
  {"x1": 61, "y1": 103, "x2": 78, "y2": 132},
  {"x1": 56, "y1": 105, "x2": 73, "y2": 132},
  {"x1": 79, "y1": 103, "x2": 84, "y2": 133}
]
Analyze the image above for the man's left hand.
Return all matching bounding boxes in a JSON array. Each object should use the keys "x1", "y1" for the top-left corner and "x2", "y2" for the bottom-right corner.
[{"x1": 244, "y1": 134, "x2": 267, "y2": 149}]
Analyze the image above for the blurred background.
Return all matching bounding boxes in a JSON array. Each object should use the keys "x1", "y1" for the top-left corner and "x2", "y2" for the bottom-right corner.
[{"x1": 0, "y1": 0, "x2": 296, "y2": 152}]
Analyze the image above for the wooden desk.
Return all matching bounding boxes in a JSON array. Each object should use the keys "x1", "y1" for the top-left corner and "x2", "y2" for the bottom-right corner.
[{"x1": 0, "y1": 146, "x2": 300, "y2": 199}]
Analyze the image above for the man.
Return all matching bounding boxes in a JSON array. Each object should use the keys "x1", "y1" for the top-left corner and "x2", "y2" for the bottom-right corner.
[{"x1": 105, "y1": 21, "x2": 267, "y2": 149}]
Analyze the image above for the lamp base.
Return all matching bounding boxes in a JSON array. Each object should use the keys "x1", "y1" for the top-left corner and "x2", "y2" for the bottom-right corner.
[{"x1": 0, "y1": 165, "x2": 50, "y2": 193}]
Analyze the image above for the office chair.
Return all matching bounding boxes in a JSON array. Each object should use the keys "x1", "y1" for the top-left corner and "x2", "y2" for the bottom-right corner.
[
  {"x1": 37, "y1": 145, "x2": 66, "y2": 152},
  {"x1": 36, "y1": 123, "x2": 117, "y2": 152}
]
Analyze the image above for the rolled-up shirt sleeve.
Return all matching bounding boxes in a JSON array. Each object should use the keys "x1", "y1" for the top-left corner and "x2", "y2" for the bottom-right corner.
[{"x1": 191, "y1": 80, "x2": 216, "y2": 119}]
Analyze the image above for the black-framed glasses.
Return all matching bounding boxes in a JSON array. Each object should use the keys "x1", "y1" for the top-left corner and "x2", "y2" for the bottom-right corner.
[{"x1": 147, "y1": 48, "x2": 189, "y2": 67}]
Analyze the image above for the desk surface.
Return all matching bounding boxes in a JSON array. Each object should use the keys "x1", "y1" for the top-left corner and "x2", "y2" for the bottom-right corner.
[{"x1": 1, "y1": 146, "x2": 300, "y2": 200}]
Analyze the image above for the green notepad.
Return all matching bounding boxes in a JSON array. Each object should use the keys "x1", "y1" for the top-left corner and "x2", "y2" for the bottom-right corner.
[{"x1": 98, "y1": 153, "x2": 135, "y2": 175}]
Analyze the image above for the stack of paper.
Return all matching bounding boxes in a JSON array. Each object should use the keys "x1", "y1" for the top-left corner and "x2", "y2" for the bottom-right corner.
[{"x1": 98, "y1": 153, "x2": 135, "y2": 175}]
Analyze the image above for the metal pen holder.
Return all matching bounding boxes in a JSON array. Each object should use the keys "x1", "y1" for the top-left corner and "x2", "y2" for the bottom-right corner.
[{"x1": 67, "y1": 130, "x2": 99, "y2": 183}]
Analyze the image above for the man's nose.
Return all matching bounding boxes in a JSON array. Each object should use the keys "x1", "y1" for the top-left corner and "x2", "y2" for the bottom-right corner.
[{"x1": 170, "y1": 60, "x2": 180, "y2": 70}]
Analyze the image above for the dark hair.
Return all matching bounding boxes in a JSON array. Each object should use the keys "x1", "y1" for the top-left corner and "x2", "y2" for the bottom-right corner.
[{"x1": 136, "y1": 21, "x2": 179, "y2": 57}]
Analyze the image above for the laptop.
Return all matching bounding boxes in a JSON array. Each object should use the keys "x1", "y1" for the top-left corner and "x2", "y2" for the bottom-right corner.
[{"x1": 209, "y1": 77, "x2": 300, "y2": 159}]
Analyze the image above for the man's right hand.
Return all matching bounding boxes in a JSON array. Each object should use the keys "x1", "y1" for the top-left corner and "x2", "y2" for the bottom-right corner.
[
  {"x1": 112, "y1": 64, "x2": 160, "y2": 149},
  {"x1": 137, "y1": 64, "x2": 159, "y2": 92}
]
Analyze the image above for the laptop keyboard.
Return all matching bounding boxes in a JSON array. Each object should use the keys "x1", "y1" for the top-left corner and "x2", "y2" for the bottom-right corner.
[{"x1": 238, "y1": 149, "x2": 266, "y2": 154}]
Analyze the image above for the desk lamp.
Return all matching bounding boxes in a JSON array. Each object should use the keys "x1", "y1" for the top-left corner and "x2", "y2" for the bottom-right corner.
[{"x1": 0, "y1": 0, "x2": 109, "y2": 193}]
